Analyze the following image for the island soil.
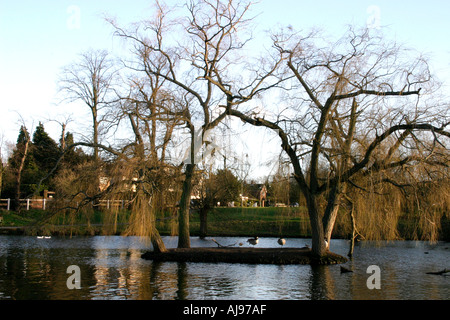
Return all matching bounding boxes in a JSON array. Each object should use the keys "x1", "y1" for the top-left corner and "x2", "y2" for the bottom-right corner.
[{"x1": 141, "y1": 247, "x2": 347, "y2": 265}]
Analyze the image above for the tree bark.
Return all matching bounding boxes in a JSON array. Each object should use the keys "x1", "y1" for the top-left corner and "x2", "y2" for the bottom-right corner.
[
  {"x1": 151, "y1": 226, "x2": 167, "y2": 253},
  {"x1": 92, "y1": 109, "x2": 99, "y2": 162},
  {"x1": 323, "y1": 100, "x2": 356, "y2": 249},
  {"x1": 348, "y1": 204, "x2": 356, "y2": 258},
  {"x1": 323, "y1": 183, "x2": 348, "y2": 249},
  {"x1": 178, "y1": 163, "x2": 195, "y2": 248},
  {"x1": 199, "y1": 206, "x2": 208, "y2": 239},
  {"x1": 305, "y1": 192, "x2": 327, "y2": 257},
  {"x1": 324, "y1": 204, "x2": 340, "y2": 250},
  {"x1": 13, "y1": 138, "x2": 30, "y2": 213}
]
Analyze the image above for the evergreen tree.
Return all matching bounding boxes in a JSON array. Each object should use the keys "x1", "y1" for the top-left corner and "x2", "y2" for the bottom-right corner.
[
  {"x1": 60, "y1": 131, "x2": 92, "y2": 167},
  {"x1": 2, "y1": 126, "x2": 35, "y2": 208},
  {"x1": 207, "y1": 169, "x2": 241, "y2": 206},
  {"x1": 3, "y1": 124, "x2": 61, "y2": 200},
  {"x1": 32, "y1": 122, "x2": 60, "y2": 174}
]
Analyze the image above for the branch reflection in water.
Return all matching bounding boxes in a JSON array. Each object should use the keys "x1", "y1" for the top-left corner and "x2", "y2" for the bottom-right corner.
[{"x1": 0, "y1": 236, "x2": 448, "y2": 300}]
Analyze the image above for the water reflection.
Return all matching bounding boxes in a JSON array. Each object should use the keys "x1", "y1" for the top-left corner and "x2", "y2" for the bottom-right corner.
[
  {"x1": 309, "y1": 266, "x2": 335, "y2": 300},
  {"x1": 0, "y1": 236, "x2": 448, "y2": 300},
  {"x1": 89, "y1": 237, "x2": 154, "y2": 300}
]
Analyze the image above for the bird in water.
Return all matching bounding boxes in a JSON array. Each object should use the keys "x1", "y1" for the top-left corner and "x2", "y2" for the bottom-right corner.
[
  {"x1": 247, "y1": 236, "x2": 259, "y2": 246},
  {"x1": 277, "y1": 238, "x2": 286, "y2": 247}
]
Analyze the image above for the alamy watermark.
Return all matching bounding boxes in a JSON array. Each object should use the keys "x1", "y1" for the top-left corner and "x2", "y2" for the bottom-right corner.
[
  {"x1": 366, "y1": 5, "x2": 381, "y2": 30},
  {"x1": 181, "y1": 127, "x2": 221, "y2": 166},
  {"x1": 66, "y1": 265, "x2": 81, "y2": 289},
  {"x1": 180, "y1": 126, "x2": 281, "y2": 167},
  {"x1": 366, "y1": 265, "x2": 381, "y2": 290},
  {"x1": 67, "y1": 5, "x2": 81, "y2": 30}
]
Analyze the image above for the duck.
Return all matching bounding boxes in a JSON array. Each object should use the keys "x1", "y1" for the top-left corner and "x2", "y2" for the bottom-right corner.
[
  {"x1": 247, "y1": 236, "x2": 259, "y2": 246},
  {"x1": 277, "y1": 238, "x2": 286, "y2": 247}
]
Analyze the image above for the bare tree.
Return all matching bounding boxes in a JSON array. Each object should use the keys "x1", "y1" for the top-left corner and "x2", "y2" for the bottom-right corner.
[
  {"x1": 48, "y1": 36, "x2": 186, "y2": 252},
  {"x1": 11, "y1": 125, "x2": 31, "y2": 212},
  {"x1": 109, "y1": 0, "x2": 285, "y2": 248},
  {"x1": 48, "y1": 80, "x2": 186, "y2": 252},
  {"x1": 58, "y1": 49, "x2": 117, "y2": 163},
  {"x1": 229, "y1": 27, "x2": 450, "y2": 257},
  {"x1": 46, "y1": 115, "x2": 74, "y2": 150}
]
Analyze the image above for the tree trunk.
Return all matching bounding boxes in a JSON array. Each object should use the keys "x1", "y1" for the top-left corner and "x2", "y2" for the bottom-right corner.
[
  {"x1": 306, "y1": 193, "x2": 327, "y2": 257},
  {"x1": 0, "y1": 161, "x2": 3, "y2": 197},
  {"x1": 178, "y1": 163, "x2": 195, "y2": 248},
  {"x1": 322, "y1": 186, "x2": 338, "y2": 249},
  {"x1": 92, "y1": 109, "x2": 99, "y2": 162},
  {"x1": 151, "y1": 226, "x2": 167, "y2": 253},
  {"x1": 323, "y1": 184, "x2": 347, "y2": 250},
  {"x1": 199, "y1": 206, "x2": 208, "y2": 239},
  {"x1": 92, "y1": 109, "x2": 101, "y2": 209},
  {"x1": 348, "y1": 204, "x2": 356, "y2": 258},
  {"x1": 13, "y1": 138, "x2": 30, "y2": 213},
  {"x1": 324, "y1": 204, "x2": 340, "y2": 250}
]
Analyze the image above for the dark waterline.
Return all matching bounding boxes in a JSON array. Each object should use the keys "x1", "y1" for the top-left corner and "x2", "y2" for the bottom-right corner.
[{"x1": 0, "y1": 235, "x2": 448, "y2": 300}]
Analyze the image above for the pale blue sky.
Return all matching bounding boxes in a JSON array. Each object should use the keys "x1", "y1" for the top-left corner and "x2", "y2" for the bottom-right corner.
[{"x1": 1, "y1": 0, "x2": 449, "y2": 156}]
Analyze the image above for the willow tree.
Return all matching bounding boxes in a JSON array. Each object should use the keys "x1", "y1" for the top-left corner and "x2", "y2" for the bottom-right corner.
[
  {"x1": 112, "y1": 74, "x2": 188, "y2": 252},
  {"x1": 110, "y1": 0, "x2": 285, "y2": 248},
  {"x1": 52, "y1": 62, "x2": 189, "y2": 251},
  {"x1": 50, "y1": 119, "x2": 179, "y2": 252},
  {"x1": 230, "y1": 27, "x2": 450, "y2": 257}
]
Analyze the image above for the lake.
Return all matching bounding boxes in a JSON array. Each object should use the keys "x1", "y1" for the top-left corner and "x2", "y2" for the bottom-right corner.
[{"x1": 0, "y1": 235, "x2": 448, "y2": 300}]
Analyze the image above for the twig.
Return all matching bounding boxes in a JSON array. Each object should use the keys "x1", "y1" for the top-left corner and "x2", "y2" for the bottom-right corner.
[
  {"x1": 426, "y1": 269, "x2": 449, "y2": 276},
  {"x1": 211, "y1": 238, "x2": 238, "y2": 248}
]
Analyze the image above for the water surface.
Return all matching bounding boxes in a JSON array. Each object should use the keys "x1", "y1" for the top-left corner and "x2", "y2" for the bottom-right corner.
[{"x1": 0, "y1": 235, "x2": 448, "y2": 300}]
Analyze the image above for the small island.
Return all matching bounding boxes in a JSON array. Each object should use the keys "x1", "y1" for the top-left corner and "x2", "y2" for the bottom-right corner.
[{"x1": 141, "y1": 247, "x2": 347, "y2": 265}]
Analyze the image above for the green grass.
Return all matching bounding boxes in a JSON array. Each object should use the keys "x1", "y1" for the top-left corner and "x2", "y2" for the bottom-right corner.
[
  {"x1": 0, "y1": 209, "x2": 42, "y2": 226},
  {"x1": 2, "y1": 206, "x2": 449, "y2": 240},
  {"x1": 0, "y1": 208, "x2": 131, "y2": 236},
  {"x1": 207, "y1": 207, "x2": 307, "y2": 221},
  {"x1": 157, "y1": 206, "x2": 313, "y2": 238}
]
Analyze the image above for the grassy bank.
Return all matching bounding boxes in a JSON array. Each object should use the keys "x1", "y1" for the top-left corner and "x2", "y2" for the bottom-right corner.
[
  {"x1": 163, "y1": 207, "x2": 312, "y2": 238},
  {"x1": 0, "y1": 209, "x2": 129, "y2": 236},
  {"x1": 1, "y1": 207, "x2": 449, "y2": 241},
  {"x1": 0, "y1": 206, "x2": 312, "y2": 237}
]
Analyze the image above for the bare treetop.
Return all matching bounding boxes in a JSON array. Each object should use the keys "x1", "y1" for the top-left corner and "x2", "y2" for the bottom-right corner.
[{"x1": 229, "y1": 25, "x2": 449, "y2": 256}]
